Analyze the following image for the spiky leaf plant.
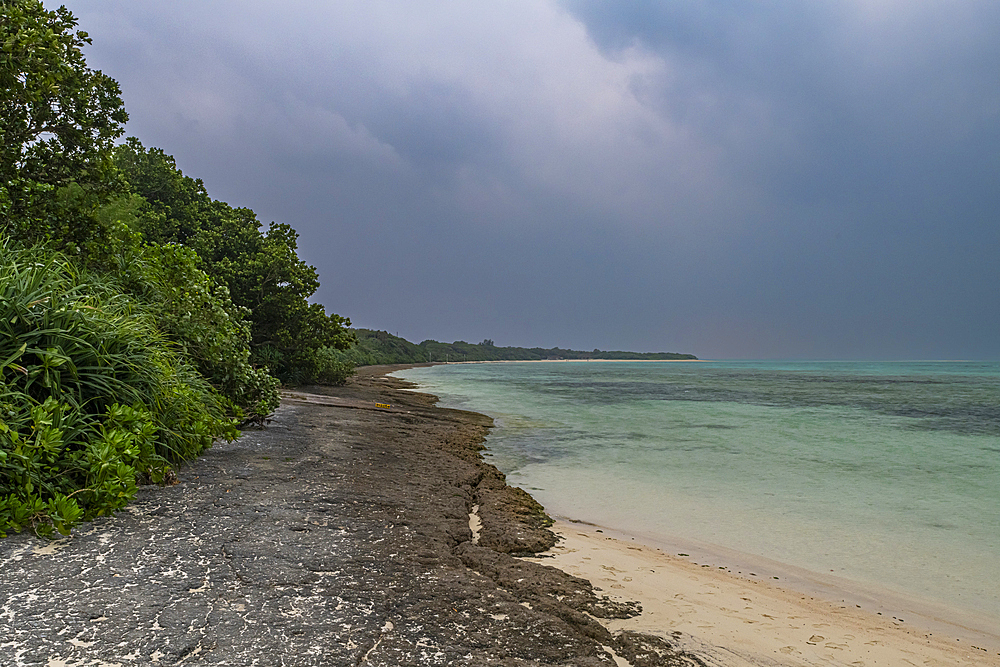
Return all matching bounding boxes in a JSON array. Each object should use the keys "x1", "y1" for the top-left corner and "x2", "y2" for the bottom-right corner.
[{"x1": 0, "y1": 243, "x2": 237, "y2": 536}]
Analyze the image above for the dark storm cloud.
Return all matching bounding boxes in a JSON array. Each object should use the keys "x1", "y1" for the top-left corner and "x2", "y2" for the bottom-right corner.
[
  {"x1": 62, "y1": 1, "x2": 1000, "y2": 359},
  {"x1": 562, "y1": 0, "x2": 1000, "y2": 356}
]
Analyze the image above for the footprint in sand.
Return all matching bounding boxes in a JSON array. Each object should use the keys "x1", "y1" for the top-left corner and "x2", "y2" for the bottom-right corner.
[
  {"x1": 807, "y1": 635, "x2": 824, "y2": 644},
  {"x1": 825, "y1": 643, "x2": 848, "y2": 650},
  {"x1": 779, "y1": 646, "x2": 799, "y2": 655}
]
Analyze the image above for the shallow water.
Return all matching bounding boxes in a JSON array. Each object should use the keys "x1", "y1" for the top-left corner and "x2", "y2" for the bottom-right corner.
[{"x1": 395, "y1": 360, "x2": 1000, "y2": 625}]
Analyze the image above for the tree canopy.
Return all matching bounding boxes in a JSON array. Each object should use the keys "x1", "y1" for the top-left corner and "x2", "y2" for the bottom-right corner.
[
  {"x1": 113, "y1": 140, "x2": 355, "y2": 383},
  {"x1": 0, "y1": 0, "x2": 128, "y2": 247}
]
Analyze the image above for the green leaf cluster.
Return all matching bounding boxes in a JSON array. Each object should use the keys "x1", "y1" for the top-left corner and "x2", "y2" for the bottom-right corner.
[
  {"x1": 0, "y1": 244, "x2": 237, "y2": 536},
  {"x1": 113, "y1": 140, "x2": 355, "y2": 384},
  {"x1": 109, "y1": 233, "x2": 281, "y2": 422},
  {"x1": 0, "y1": 0, "x2": 128, "y2": 248}
]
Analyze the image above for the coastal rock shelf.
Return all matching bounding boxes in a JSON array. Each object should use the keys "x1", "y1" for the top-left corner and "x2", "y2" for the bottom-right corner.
[{"x1": 0, "y1": 367, "x2": 703, "y2": 666}]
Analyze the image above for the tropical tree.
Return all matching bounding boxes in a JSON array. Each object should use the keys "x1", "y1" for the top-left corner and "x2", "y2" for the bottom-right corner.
[
  {"x1": 0, "y1": 0, "x2": 128, "y2": 248},
  {"x1": 114, "y1": 140, "x2": 356, "y2": 383}
]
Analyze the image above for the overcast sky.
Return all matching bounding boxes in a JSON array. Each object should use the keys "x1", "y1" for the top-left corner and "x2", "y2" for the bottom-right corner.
[{"x1": 64, "y1": 0, "x2": 999, "y2": 359}]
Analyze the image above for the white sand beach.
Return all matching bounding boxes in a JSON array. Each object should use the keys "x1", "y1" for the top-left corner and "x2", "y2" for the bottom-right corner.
[{"x1": 528, "y1": 520, "x2": 1000, "y2": 666}]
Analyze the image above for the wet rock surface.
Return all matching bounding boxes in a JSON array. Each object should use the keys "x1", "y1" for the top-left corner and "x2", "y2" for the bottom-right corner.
[{"x1": 1, "y1": 366, "x2": 705, "y2": 666}]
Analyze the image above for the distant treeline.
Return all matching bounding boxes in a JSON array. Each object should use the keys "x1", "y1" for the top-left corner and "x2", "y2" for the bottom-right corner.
[{"x1": 332, "y1": 330, "x2": 697, "y2": 366}]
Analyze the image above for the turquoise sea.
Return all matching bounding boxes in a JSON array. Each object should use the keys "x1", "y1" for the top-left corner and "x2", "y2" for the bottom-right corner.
[{"x1": 395, "y1": 361, "x2": 1000, "y2": 628}]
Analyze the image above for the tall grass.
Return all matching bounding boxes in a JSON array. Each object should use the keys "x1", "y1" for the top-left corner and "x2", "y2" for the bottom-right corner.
[{"x1": 0, "y1": 243, "x2": 237, "y2": 536}]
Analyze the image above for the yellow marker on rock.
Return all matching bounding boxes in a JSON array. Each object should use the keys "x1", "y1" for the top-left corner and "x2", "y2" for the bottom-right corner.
[{"x1": 374, "y1": 402, "x2": 391, "y2": 410}]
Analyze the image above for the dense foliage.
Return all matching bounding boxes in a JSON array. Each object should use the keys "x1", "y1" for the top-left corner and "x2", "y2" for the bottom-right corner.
[
  {"x1": 113, "y1": 140, "x2": 355, "y2": 384},
  {"x1": 334, "y1": 330, "x2": 698, "y2": 366},
  {"x1": 0, "y1": 0, "x2": 128, "y2": 249},
  {"x1": 110, "y1": 237, "x2": 281, "y2": 421},
  {"x1": 1, "y1": 0, "x2": 353, "y2": 536},
  {"x1": 0, "y1": 244, "x2": 238, "y2": 536}
]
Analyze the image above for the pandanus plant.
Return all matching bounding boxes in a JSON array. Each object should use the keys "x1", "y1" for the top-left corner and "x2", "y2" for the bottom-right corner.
[{"x1": 0, "y1": 243, "x2": 236, "y2": 536}]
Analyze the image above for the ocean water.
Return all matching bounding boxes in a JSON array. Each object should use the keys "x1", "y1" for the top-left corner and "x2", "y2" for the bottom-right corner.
[{"x1": 395, "y1": 361, "x2": 1000, "y2": 626}]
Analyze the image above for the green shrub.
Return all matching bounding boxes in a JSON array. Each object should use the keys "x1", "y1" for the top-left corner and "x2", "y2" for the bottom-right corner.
[
  {"x1": 113, "y1": 140, "x2": 355, "y2": 386},
  {"x1": 313, "y1": 347, "x2": 355, "y2": 385},
  {"x1": 106, "y1": 231, "x2": 280, "y2": 420},
  {"x1": 0, "y1": 243, "x2": 237, "y2": 536}
]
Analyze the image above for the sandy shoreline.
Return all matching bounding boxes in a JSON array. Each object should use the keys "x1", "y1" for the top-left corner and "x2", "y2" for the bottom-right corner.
[{"x1": 526, "y1": 520, "x2": 1000, "y2": 665}]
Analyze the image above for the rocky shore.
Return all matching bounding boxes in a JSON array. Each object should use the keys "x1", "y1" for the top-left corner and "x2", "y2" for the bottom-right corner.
[{"x1": 0, "y1": 366, "x2": 706, "y2": 666}]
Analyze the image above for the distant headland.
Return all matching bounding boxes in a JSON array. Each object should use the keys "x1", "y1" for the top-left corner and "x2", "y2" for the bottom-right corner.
[{"x1": 331, "y1": 329, "x2": 698, "y2": 366}]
